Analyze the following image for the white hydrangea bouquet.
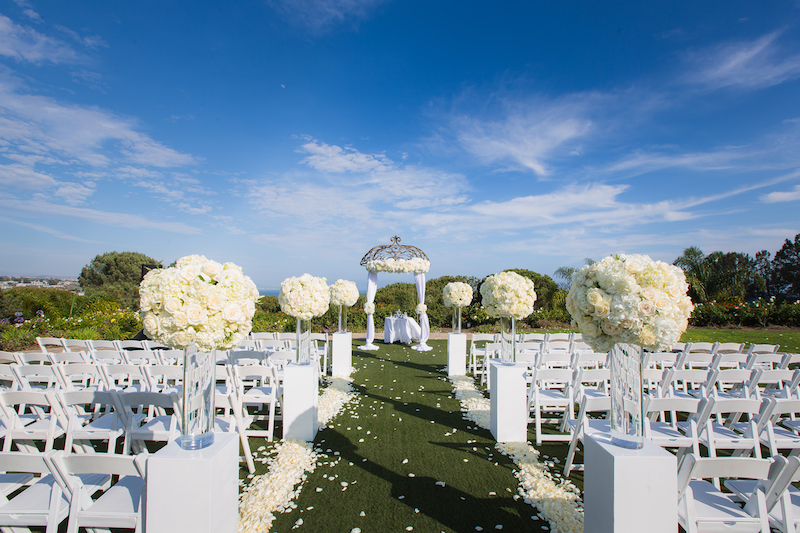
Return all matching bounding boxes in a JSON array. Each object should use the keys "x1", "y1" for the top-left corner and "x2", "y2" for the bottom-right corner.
[
  {"x1": 278, "y1": 274, "x2": 330, "y2": 320},
  {"x1": 443, "y1": 282, "x2": 473, "y2": 308},
  {"x1": 139, "y1": 254, "x2": 260, "y2": 352},
  {"x1": 566, "y1": 253, "x2": 694, "y2": 353},
  {"x1": 329, "y1": 279, "x2": 359, "y2": 332},
  {"x1": 480, "y1": 271, "x2": 537, "y2": 320},
  {"x1": 364, "y1": 257, "x2": 430, "y2": 274}
]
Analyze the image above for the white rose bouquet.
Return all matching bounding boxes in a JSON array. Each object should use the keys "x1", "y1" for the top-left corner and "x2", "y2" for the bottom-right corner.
[
  {"x1": 364, "y1": 257, "x2": 430, "y2": 274},
  {"x1": 139, "y1": 254, "x2": 260, "y2": 351},
  {"x1": 364, "y1": 302, "x2": 376, "y2": 315},
  {"x1": 443, "y1": 282, "x2": 473, "y2": 308},
  {"x1": 416, "y1": 303, "x2": 427, "y2": 314},
  {"x1": 279, "y1": 274, "x2": 330, "y2": 321},
  {"x1": 566, "y1": 253, "x2": 694, "y2": 353},
  {"x1": 329, "y1": 279, "x2": 359, "y2": 307},
  {"x1": 480, "y1": 271, "x2": 537, "y2": 320}
]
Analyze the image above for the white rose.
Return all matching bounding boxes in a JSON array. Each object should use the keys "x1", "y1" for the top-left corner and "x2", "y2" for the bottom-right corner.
[
  {"x1": 222, "y1": 302, "x2": 246, "y2": 324},
  {"x1": 201, "y1": 260, "x2": 223, "y2": 279},
  {"x1": 163, "y1": 297, "x2": 182, "y2": 315},
  {"x1": 185, "y1": 303, "x2": 207, "y2": 326}
]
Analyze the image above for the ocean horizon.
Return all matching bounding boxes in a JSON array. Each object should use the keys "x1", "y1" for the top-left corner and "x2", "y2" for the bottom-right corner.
[{"x1": 259, "y1": 289, "x2": 280, "y2": 296}]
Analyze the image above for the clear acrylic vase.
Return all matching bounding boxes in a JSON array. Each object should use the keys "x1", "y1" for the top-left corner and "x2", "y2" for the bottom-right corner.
[
  {"x1": 296, "y1": 319, "x2": 314, "y2": 364},
  {"x1": 451, "y1": 307, "x2": 462, "y2": 334},
  {"x1": 180, "y1": 345, "x2": 215, "y2": 450},
  {"x1": 338, "y1": 305, "x2": 348, "y2": 333},
  {"x1": 610, "y1": 343, "x2": 645, "y2": 449},
  {"x1": 499, "y1": 316, "x2": 516, "y2": 364}
]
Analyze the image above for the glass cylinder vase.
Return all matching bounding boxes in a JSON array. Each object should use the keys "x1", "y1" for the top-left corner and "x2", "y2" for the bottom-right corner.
[
  {"x1": 180, "y1": 345, "x2": 215, "y2": 450},
  {"x1": 296, "y1": 319, "x2": 314, "y2": 364},
  {"x1": 337, "y1": 305, "x2": 348, "y2": 333},
  {"x1": 610, "y1": 343, "x2": 645, "y2": 449},
  {"x1": 499, "y1": 316, "x2": 516, "y2": 364},
  {"x1": 451, "y1": 307, "x2": 462, "y2": 334}
]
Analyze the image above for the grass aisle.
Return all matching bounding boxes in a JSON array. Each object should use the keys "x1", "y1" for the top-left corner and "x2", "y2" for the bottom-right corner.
[{"x1": 271, "y1": 339, "x2": 548, "y2": 533}]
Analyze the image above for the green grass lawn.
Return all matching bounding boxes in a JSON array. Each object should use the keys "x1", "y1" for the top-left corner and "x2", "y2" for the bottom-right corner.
[{"x1": 681, "y1": 328, "x2": 800, "y2": 353}]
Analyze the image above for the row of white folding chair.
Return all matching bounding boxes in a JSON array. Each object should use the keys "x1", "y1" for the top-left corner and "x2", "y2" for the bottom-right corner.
[
  {"x1": 678, "y1": 453, "x2": 799, "y2": 533},
  {"x1": 0, "y1": 449, "x2": 147, "y2": 533},
  {"x1": 36, "y1": 337, "x2": 168, "y2": 354}
]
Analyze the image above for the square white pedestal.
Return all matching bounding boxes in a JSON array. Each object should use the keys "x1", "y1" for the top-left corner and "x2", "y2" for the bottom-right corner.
[
  {"x1": 584, "y1": 432, "x2": 676, "y2": 533},
  {"x1": 146, "y1": 432, "x2": 238, "y2": 533},
  {"x1": 447, "y1": 333, "x2": 467, "y2": 376},
  {"x1": 283, "y1": 362, "x2": 319, "y2": 441},
  {"x1": 332, "y1": 332, "x2": 352, "y2": 377},
  {"x1": 489, "y1": 360, "x2": 529, "y2": 443}
]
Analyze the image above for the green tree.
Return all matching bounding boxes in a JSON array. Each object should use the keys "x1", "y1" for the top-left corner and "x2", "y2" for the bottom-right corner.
[
  {"x1": 674, "y1": 246, "x2": 713, "y2": 303},
  {"x1": 553, "y1": 258, "x2": 595, "y2": 290},
  {"x1": 79, "y1": 251, "x2": 161, "y2": 310},
  {"x1": 773, "y1": 234, "x2": 800, "y2": 299},
  {"x1": 504, "y1": 269, "x2": 559, "y2": 311}
]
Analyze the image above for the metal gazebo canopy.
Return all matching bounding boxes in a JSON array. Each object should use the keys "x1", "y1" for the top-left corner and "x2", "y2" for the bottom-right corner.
[{"x1": 359, "y1": 236, "x2": 429, "y2": 265}]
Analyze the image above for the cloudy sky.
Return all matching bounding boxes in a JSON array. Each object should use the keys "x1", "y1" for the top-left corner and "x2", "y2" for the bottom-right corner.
[{"x1": 1, "y1": 1, "x2": 799, "y2": 291}]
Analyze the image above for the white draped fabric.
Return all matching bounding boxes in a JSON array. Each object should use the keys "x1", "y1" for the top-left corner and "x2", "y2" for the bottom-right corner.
[
  {"x1": 361, "y1": 272, "x2": 379, "y2": 350},
  {"x1": 412, "y1": 272, "x2": 432, "y2": 351}
]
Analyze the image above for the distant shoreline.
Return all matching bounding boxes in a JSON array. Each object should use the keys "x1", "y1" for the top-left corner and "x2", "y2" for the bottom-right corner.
[{"x1": 259, "y1": 289, "x2": 280, "y2": 297}]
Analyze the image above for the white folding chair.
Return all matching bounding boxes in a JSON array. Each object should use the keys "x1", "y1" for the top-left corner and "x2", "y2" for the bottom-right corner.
[
  {"x1": 695, "y1": 396, "x2": 775, "y2": 460},
  {"x1": 58, "y1": 390, "x2": 126, "y2": 454},
  {"x1": 12, "y1": 363, "x2": 62, "y2": 391},
  {"x1": 37, "y1": 337, "x2": 65, "y2": 353},
  {"x1": 563, "y1": 394, "x2": 610, "y2": 476},
  {"x1": 47, "y1": 351, "x2": 91, "y2": 365},
  {"x1": 760, "y1": 399, "x2": 800, "y2": 457},
  {"x1": 643, "y1": 396, "x2": 700, "y2": 456},
  {"x1": 213, "y1": 389, "x2": 255, "y2": 474},
  {"x1": 60, "y1": 339, "x2": 91, "y2": 353},
  {"x1": 0, "y1": 451, "x2": 69, "y2": 533},
  {"x1": 116, "y1": 391, "x2": 181, "y2": 454},
  {"x1": 89, "y1": 349, "x2": 131, "y2": 365},
  {"x1": 101, "y1": 364, "x2": 152, "y2": 393},
  {"x1": 230, "y1": 363, "x2": 282, "y2": 443},
  {"x1": 54, "y1": 363, "x2": 106, "y2": 392},
  {"x1": 678, "y1": 454, "x2": 786, "y2": 533},
  {"x1": 144, "y1": 365, "x2": 184, "y2": 395},
  {"x1": 49, "y1": 450, "x2": 147, "y2": 533},
  {"x1": 0, "y1": 390, "x2": 66, "y2": 452},
  {"x1": 725, "y1": 455, "x2": 800, "y2": 533},
  {"x1": 468, "y1": 334, "x2": 495, "y2": 377},
  {"x1": 527, "y1": 367, "x2": 574, "y2": 446}
]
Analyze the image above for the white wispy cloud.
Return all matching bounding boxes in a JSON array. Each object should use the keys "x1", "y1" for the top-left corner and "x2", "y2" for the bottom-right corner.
[
  {"x1": 451, "y1": 95, "x2": 595, "y2": 176},
  {"x1": 684, "y1": 30, "x2": 800, "y2": 90},
  {"x1": 0, "y1": 71, "x2": 197, "y2": 169},
  {"x1": 0, "y1": 163, "x2": 58, "y2": 188},
  {"x1": 267, "y1": 0, "x2": 387, "y2": 32},
  {"x1": 298, "y1": 137, "x2": 392, "y2": 173},
  {"x1": 54, "y1": 181, "x2": 95, "y2": 205},
  {"x1": 0, "y1": 215, "x2": 99, "y2": 243},
  {"x1": 0, "y1": 197, "x2": 203, "y2": 234},
  {"x1": 0, "y1": 13, "x2": 83, "y2": 64},
  {"x1": 761, "y1": 184, "x2": 800, "y2": 203}
]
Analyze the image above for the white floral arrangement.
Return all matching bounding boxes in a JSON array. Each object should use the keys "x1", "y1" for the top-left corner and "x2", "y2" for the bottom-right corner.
[
  {"x1": 443, "y1": 282, "x2": 473, "y2": 308},
  {"x1": 480, "y1": 271, "x2": 537, "y2": 320},
  {"x1": 364, "y1": 302, "x2": 375, "y2": 315},
  {"x1": 139, "y1": 254, "x2": 260, "y2": 351},
  {"x1": 566, "y1": 253, "x2": 694, "y2": 353},
  {"x1": 364, "y1": 257, "x2": 430, "y2": 274},
  {"x1": 329, "y1": 279, "x2": 359, "y2": 307},
  {"x1": 278, "y1": 274, "x2": 330, "y2": 321},
  {"x1": 415, "y1": 303, "x2": 427, "y2": 314}
]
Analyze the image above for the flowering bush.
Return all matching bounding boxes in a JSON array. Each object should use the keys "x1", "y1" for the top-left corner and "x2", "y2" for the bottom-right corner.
[
  {"x1": 278, "y1": 274, "x2": 330, "y2": 320},
  {"x1": 443, "y1": 282, "x2": 473, "y2": 308},
  {"x1": 139, "y1": 255, "x2": 259, "y2": 351},
  {"x1": 566, "y1": 253, "x2": 693, "y2": 353},
  {"x1": 364, "y1": 257, "x2": 430, "y2": 274},
  {"x1": 329, "y1": 279, "x2": 359, "y2": 307},
  {"x1": 480, "y1": 271, "x2": 537, "y2": 320}
]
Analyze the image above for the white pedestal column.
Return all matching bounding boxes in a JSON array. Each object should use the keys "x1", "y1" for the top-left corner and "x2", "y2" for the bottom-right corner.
[
  {"x1": 331, "y1": 332, "x2": 352, "y2": 377},
  {"x1": 145, "y1": 432, "x2": 238, "y2": 533},
  {"x1": 489, "y1": 360, "x2": 529, "y2": 443},
  {"x1": 584, "y1": 432, "x2": 677, "y2": 533},
  {"x1": 283, "y1": 362, "x2": 319, "y2": 441},
  {"x1": 447, "y1": 333, "x2": 467, "y2": 376}
]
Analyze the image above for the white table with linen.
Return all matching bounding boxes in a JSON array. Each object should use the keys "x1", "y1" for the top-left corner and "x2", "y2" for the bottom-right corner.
[{"x1": 384, "y1": 316, "x2": 421, "y2": 344}]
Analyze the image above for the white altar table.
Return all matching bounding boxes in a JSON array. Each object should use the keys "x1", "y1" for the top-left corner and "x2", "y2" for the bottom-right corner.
[{"x1": 384, "y1": 316, "x2": 421, "y2": 344}]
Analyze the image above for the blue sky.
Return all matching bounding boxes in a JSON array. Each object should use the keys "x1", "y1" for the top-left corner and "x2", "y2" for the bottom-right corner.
[{"x1": 1, "y1": 1, "x2": 800, "y2": 291}]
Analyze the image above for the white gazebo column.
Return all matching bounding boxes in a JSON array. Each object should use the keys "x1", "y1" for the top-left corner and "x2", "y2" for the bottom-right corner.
[
  {"x1": 361, "y1": 272, "x2": 379, "y2": 350},
  {"x1": 412, "y1": 272, "x2": 432, "y2": 351},
  {"x1": 331, "y1": 332, "x2": 352, "y2": 377},
  {"x1": 447, "y1": 332, "x2": 467, "y2": 376}
]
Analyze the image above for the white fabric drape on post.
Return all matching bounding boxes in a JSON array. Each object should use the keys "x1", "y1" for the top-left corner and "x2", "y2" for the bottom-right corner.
[
  {"x1": 412, "y1": 272, "x2": 432, "y2": 351},
  {"x1": 362, "y1": 272, "x2": 379, "y2": 350}
]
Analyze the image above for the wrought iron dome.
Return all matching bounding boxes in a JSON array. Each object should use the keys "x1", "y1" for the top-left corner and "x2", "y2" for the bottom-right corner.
[{"x1": 359, "y1": 236, "x2": 429, "y2": 265}]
